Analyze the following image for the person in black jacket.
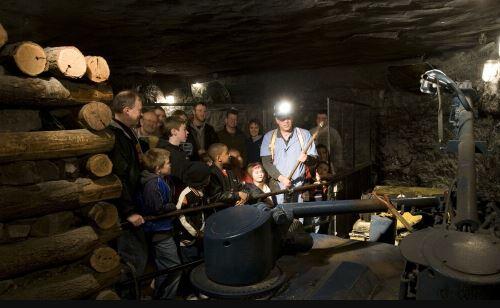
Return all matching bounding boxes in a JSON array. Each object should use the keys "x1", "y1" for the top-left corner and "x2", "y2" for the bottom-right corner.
[
  {"x1": 157, "y1": 116, "x2": 191, "y2": 197},
  {"x1": 138, "y1": 148, "x2": 181, "y2": 299},
  {"x1": 176, "y1": 162, "x2": 211, "y2": 261},
  {"x1": 217, "y1": 108, "x2": 248, "y2": 166},
  {"x1": 171, "y1": 109, "x2": 196, "y2": 160},
  {"x1": 205, "y1": 143, "x2": 249, "y2": 207},
  {"x1": 245, "y1": 118, "x2": 264, "y2": 164},
  {"x1": 108, "y1": 90, "x2": 148, "y2": 298},
  {"x1": 188, "y1": 102, "x2": 219, "y2": 161}
]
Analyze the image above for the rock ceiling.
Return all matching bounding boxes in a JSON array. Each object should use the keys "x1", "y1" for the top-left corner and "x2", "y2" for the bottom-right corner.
[{"x1": 1, "y1": 0, "x2": 500, "y2": 78}]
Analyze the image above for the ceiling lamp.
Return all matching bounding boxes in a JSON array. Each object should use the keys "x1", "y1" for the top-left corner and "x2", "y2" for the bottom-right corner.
[
  {"x1": 481, "y1": 60, "x2": 499, "y2": 82},
  {"x1": 165, "y1": 95, "x2": 175, "y2": 104}
]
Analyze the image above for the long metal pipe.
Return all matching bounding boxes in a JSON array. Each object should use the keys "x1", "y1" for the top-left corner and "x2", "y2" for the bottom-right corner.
[
  {"x1": 281, "y1": 197, "x2": 440, "y2": 218},
  {"x1": 454, "y1": 98, "x2": 479, "y2": 230}
]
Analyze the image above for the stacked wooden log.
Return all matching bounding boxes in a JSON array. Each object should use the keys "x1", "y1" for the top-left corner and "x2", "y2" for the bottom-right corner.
[{"x1": 0, "y1": 23, "x2": 124, "y2": 300}]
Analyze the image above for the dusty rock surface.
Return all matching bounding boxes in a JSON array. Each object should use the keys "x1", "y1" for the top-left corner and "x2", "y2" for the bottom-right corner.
[{"x1": 1, "y1": 0, "x2": 500, "y2": 77}]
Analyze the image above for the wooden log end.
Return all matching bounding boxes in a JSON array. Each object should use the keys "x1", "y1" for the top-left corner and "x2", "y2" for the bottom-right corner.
[
  {"x1": 0, "y1": 23, "x2": 7, "y2": 48},
  {"x1": 6, "y1": 224, "x2": 31, "y2": 239},
  {"x1": 86, "y1": 154, "x2": 113, "y2": 178},
  {"x1": 95, "y1": 289, "x2": 120, "y2": 300},
  {"x1": 78, "y1": 101, "x2": 113, "y2": 131},
  {"x1": 2, "y1": 42, "x2": 47, "y2": 76},
  {"x1": 85, "y1": 56, "x2": 110, "y2": 83},
  {"x1": 44, "y1": 46, "x2": 87, "y2": 79},
  {"x1": 89, "y1": 247, "x2": 120, "y2": 273},
  {"x1": 87, "y1": 201, "x2": 119, "y2": 230},
  {"x1": 80, "y1": 174, "x2": 122, "y2": 204}
]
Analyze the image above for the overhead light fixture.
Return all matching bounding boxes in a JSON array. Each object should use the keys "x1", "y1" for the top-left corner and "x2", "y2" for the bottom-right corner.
[
  {"x1": 191, "y1": 82, "x2": 203, "y2": 90},
  {"x1": 191, "y1": 82, "x2": 206, "y2": 98},
  {"x1": 482, "y1": 60, "x2": 499, "y2": 82},
  {"x1": 498, "y1": 35, "x2": 500, "y2": 56},
  {"x1": 481, "y1": 35, "x2": 500, "y2": 83},
  {"x1": 165, "y1": 95, "x2": 175, "y2": 104}
]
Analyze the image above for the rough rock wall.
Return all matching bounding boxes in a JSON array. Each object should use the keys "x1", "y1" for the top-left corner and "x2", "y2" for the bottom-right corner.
[
  {"x1": 199, "y1": 46, "x2": 500, "y2": 201},
  {"x1": 110, "y1": 43, "x2": 499, "y2": 201}
]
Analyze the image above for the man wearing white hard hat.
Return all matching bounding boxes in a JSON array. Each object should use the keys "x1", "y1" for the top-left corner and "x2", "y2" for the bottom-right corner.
[{"x1": 260, "y1": 100, "x2": 318, "y2": 204}]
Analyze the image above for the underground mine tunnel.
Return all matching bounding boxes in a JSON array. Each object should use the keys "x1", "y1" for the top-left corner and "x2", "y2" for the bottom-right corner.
[{"x1": 0, "y1": 0, "x2": 499, "y2": 301}]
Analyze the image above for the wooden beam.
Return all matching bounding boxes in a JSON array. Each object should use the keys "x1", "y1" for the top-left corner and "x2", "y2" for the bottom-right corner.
[
  {"x1": 0, "y1": 264, "x2": 121, "y2": 300},
  {"x1": 0, "y1": 174, "x2": 122, "y2": 222},
  {"x1": 30, "y1": 211, "x2": 77, "y2": 238},
  {"x1": 0, "y1": 74, "x2": 113, "y2": 107},
  {"x1": 0, "y1": 226, "x2": 99, "y2": 279},
  {"x1": 0, "y1": 160, "x2": 59, "y2": 185},
  {"x1": 0, "y1": 109, "x2": 41, "y2": 132},
  {"x1": 0, "y1": 129, "x2": 114, "y2": 163}
]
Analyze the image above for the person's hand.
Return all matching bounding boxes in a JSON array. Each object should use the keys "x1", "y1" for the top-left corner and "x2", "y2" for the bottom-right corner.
[
  {"x1": 236, "y1": 191, "x2": 249, "y2": 206},
  {"x1": 278, "y1": 175, "x2": 292, "y2": 188},
  {"x1": 127, "y1": 214, "x2": 145, "y2": 227},
  {"x1": 264, "y1": 198, "x2": 275, "y2": 208},
  {"x1": 198, "y1": 149, "x2": 206, "y2": 155},
  {"x1": 298, "y1": 153, "x2": 308, "y2": 163},
  {"x1": 302, "y1": 191, "x2": 310, "y2": 202},
  {"x1": 315, "y1": 171, "x2": 321, "y2": 183}
]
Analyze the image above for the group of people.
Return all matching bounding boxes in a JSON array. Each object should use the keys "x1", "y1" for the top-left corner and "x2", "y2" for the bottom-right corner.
[{"x1": 108, "y1": 90, "x2": 344, "y2": 299}]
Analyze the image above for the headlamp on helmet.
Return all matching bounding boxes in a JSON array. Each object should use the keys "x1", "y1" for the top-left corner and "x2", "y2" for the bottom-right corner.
[{"x1": 274, "y1": 99, "x2": 293, "y2": 119}]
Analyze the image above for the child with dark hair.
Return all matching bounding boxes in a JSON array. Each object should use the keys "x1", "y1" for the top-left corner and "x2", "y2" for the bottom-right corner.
[
  {"x1": 170, "y1": 109, "x2": 196, "y2": 160},
  {"x1": 199, "y1": 152, "x2": 213, "y2": 166},
  {"x1": 137, "y1": 148, "x2": 181, "y2": 299},
  {"x1": 175, "y1": 162, "x2": 211, "y2": 261},
  {"x1": 205, "y1": 143, "x2": 249, "y2": 207},
  {"x1": 316, "y1": 144, "x2": 335, "y2": 176},
  {"x1": 157, "y1": 116, "x2": 191, "y2": 197},
  {"x1": 176, "y1": 161, "x2": 211, "y2": 300},
  {"x1": 228, "y1": 148, "x2": 251, "y2": 183}
]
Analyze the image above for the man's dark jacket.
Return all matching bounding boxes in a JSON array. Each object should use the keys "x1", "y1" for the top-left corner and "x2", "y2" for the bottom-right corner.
[
  {"x1": 217, "y1": 128, "x2": 248, "y2": 165},
  {"x1": 187, "y1": 122, "x2": 219, "y2": 161},
  {"x1": 108, "y1": 119, "x2": 142, "y2": 219}
]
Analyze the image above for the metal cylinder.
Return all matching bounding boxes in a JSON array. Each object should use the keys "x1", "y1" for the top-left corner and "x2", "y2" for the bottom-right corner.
[
  {"x1": 454, "y1": 103, "x2": 479, "y2": 230},
  {"x1": 204, "y1": 206, "x2": 276, "y2": 286},
  {"x1": 283, "y1": 197, "x2": 440, "y2": 218}
]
